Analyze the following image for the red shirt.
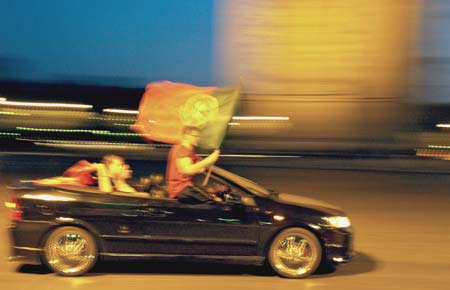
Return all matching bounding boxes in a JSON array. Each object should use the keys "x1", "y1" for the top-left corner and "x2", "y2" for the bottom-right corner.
[
  {"x1": 63, "y1": 160, "x2": 96, "y2": 186},
  {"x1": 166, "y1": 144, "x2": 200, "y2": 198}
]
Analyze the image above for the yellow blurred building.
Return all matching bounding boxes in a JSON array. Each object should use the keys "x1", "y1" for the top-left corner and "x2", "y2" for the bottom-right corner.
[{"x1": 215, "y1": 1, "x2": 420, "y2": 152}]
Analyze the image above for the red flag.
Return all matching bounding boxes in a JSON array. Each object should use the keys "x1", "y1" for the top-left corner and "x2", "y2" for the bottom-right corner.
[{"x1": 131, "y1": 81, "x2": 240, "y2": 149}]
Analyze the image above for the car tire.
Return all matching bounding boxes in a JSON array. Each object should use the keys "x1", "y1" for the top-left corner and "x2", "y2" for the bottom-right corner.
[
  {"x1": 268, "y1": 227, "x2": 322, "y2": 278},
  {"x1": 43, "y1": 226, "x2": 98, "y2": 276}
]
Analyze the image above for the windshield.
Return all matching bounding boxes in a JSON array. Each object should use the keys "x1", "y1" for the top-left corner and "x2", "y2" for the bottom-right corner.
[{"x1": 211, "y1": 166, "x2": 271, "y2": 197}]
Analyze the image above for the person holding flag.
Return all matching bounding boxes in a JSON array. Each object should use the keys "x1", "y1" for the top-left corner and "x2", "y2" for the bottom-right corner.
[{"x1": 166, "y1": 126, "x2": 220, "y2": 203}]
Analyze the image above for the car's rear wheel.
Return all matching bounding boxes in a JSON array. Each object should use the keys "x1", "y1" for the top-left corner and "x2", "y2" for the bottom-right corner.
[
  {"x1": 43, "y1": 226, "x2": 98, "y2": 276},
  {"x1": 268, "y1": 227, "x2": 322, "y2": 278}
]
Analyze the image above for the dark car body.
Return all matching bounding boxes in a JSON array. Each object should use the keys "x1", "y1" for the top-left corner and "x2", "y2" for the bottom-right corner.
[{"x1": 7, "y1": 166, "x2": 353, "y2": 277}]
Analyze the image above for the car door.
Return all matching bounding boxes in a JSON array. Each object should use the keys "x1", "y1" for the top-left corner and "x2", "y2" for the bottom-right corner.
[{"x1": 140, "y1": 197, "x2": 260, "y2": 256}]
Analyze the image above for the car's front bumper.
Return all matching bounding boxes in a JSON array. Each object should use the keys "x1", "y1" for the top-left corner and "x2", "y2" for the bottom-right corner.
[{"x1": 321, "y1": 227, "x2": 354, "y2": 263}]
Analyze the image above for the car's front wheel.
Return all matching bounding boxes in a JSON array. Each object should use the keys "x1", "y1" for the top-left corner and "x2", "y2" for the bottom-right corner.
[
  {"x1": 268, "y1": 227, "x2": 322, "y2": 278},
  {"x1": 43, "y1": 226, "x2": 98, "y2": 276}
]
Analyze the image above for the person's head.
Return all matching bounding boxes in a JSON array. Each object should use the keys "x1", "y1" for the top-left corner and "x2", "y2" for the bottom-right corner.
[
  {"x1": 102, "y1": 155, "x2": 132, "y2": 180},
  {"x1": 181, "y1": 126, "x2": 201, "y2": 147},
  {"x1": 149, "y1": 172, "x2": 164, "y2": 186},
  {"x1": 138, "y1": 172, "x2": 165, "y2": 191}
]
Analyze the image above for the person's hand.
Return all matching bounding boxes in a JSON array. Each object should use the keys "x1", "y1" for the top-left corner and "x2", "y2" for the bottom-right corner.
[
  {"x1": 209, "y1": 149, "x2": 220, "y2": 164},
  {"x1": 93, "y1": 163, "x2": 108, "y2": 177},
  {"x1": 91, "y1": 163, "x2": 105, "y2": 171},
  {"x1": 90, "y1": 162, "x2": 99, "y2": 169},
  {"x1": 86, "y1": 162, "x2": 99, "y2": 171},
  {"x1": 211, "y1": 194, "x2": 223, "y2": 202}
]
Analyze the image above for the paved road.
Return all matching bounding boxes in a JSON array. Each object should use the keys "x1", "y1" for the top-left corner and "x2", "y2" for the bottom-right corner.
[{"x1": 1, "y1": 162, "x2": 449, "y2": 290}]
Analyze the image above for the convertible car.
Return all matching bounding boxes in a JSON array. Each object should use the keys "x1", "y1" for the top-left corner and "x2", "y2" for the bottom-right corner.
[{"x1": 6, "y1": 166, "x2": 353, "y2": 278}]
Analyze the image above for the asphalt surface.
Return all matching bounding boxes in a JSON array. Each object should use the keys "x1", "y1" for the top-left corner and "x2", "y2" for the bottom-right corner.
[{"x1": 1, "y1": 160, "x2": 449, "y2": 290}]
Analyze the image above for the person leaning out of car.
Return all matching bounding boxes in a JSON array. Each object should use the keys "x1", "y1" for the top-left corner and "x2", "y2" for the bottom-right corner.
[{"x1": 62, "y1": 155, "x2": 137, "y2": 194}]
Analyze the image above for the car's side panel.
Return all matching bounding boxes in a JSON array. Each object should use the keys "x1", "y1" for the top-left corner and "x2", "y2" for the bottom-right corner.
[{"x1": 135, "y1": 199, "x2": 260, "y2": 256}]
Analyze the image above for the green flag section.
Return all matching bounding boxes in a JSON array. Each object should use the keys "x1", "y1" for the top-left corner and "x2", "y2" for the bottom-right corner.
[{"x1": 132, "y1": 81, "x2": 240, "y2": 150}]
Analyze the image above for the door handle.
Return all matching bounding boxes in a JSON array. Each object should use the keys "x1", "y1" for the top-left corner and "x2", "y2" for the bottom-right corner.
[{"x1": 138, "y1": 208, "x2": 173, "y2": 217}]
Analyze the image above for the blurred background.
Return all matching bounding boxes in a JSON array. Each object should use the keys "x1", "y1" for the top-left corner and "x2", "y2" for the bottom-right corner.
[
  {"x1": 1, "y1": 2, "x2": 449, "y2": 287},
  {"x1": 0, "y1": 0, "x2": 448, "y2": 162}
]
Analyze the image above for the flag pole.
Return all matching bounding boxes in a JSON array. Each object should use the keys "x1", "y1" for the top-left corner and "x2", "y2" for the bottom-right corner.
[{"x1": 202, "y1": 165, "x2": 214, "y2": 186}]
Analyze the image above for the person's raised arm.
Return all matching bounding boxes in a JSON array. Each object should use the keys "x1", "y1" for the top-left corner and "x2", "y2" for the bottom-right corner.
[
  {"x1": 176, "y1": 150, "x2": 220, "y2": 175},
  {"x1": 94, "y1": 163, "x2": 113, "y2": 193}
]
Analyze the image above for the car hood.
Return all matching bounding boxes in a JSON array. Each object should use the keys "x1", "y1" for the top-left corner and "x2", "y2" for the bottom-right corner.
[{"x1": 273, "y1": 193, "x2": 345, "y2": 215}]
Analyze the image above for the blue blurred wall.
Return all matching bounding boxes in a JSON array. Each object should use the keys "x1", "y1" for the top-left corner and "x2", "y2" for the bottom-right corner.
[
  {"x1": 419, "y1": 0, "x2": 450, "y2": 104},
  {"x1": 0, "y1": 0, "x2": 214, "y2": 87}
]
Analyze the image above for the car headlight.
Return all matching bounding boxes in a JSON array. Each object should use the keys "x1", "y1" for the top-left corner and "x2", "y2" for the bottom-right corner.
[{"x1": 322, "y1": 216, "x2": 351, "y2": 228}]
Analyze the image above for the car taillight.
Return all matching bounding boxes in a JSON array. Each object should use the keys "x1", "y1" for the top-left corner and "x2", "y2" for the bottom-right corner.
[{"x1": 4, "y1": 197, "x2": 23, "y2": 221}]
